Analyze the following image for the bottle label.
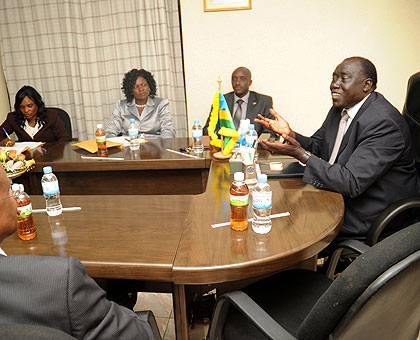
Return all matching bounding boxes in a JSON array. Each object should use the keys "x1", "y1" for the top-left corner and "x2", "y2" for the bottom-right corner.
[
  {"x1": 128, "y1": 128, "x2": 138, "y2": 137},
  {"x1": 253, "y1": 192, "x2": 272, "y2": 209},
  {"x1": 192, "y1": 129, "x2": 202, "y2": 138},
  {"x1": 230, "y1": 193, "x2": 249, "y2": 206},
  {"x1": 17, "y1": 203, "x2": 32, "y2": 217},
  {"x1": 96, "y1": 136, "x2": 106, "y2": 143},
  {"x1": 42, "y1": 182, "x2": 60, "y2": 195}
]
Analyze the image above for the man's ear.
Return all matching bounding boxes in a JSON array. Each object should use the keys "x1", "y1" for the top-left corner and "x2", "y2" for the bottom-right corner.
[
  {"x1": 249, "y1": 79, "x2": 253, "y2": 87},
  {"x1": 363, "y1": 78, "x2": 373, "y2": 92}
]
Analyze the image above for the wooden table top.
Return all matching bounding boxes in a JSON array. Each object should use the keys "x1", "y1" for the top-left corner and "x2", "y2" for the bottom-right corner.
[
  {"x1": 4, "y1": 160, "x2": 344, "y2": 285},
  {"x1": 173, "y1": 161, "x2": 343, "y2": 284},
  {"x1": 28, "y1": 138, "x2": 207, "y2": 172},
  {"x1": 2, "y1": 194, "x2": 192, "y2": 282}
]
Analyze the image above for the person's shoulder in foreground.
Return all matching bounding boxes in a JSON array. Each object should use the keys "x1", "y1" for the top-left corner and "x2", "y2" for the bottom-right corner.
[{"x1": 0, "y1": 168, "x2": 154, "y2": 340}]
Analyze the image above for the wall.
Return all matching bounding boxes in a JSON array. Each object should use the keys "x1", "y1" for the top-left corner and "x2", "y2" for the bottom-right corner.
[{"x1": 180, "y1": 0, "x2": 420, "y2": 135}]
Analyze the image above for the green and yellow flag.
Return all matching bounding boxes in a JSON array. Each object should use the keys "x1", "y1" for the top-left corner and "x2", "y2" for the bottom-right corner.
[{"x1": 208, "y1": 92, "x2": 240, "y2": 155}]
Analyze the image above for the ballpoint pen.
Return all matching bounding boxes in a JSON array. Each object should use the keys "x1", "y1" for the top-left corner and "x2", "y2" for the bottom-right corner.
[{"x1": 2, "y1": 127, "x2": 11, "y2": 140}]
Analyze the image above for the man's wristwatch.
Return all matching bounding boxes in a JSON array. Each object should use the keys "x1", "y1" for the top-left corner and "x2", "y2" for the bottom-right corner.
[{"x1": 298, "y1": 150, "x2": 312, "y2": 166}]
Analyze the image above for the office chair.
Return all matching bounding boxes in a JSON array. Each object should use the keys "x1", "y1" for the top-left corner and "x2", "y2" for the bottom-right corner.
[
  {"x1": 361, "y1": 72, "x2": 420, "y2": 246},
  {"x1": 207, "y1": 221, "x2": 420, "y2": 340},
  {"x1": 49, "y1": 107, "x2": 76, "y2": 141},
  {"x1": 0, "y1": 324, "x2": 77, "y2": 340}
]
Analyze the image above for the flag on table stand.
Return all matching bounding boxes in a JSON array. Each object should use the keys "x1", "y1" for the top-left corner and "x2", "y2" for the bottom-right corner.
[{"x1": 208, "y1": 91, "x2": 240, "y2": 156}]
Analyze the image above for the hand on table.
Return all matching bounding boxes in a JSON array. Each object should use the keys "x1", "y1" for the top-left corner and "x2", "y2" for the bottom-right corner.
[{"x1": 0, "y1": 138, "x2": 15, "y2": 147}]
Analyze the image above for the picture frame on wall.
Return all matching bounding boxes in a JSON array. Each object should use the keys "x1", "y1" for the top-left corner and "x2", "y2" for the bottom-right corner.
[{"x1": 204, "y1": 0, "x2": 252, "y2": 12}]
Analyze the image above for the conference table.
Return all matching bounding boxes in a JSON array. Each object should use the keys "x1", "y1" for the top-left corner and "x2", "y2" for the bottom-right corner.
[{"x1": 3, "y1": 138, "x2": 344, "y2": 340}]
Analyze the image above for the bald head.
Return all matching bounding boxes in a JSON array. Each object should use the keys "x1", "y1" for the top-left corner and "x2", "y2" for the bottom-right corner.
[
  {"x1": 0, "y1": 168, "x2": 17, "y2": 244},
  {"x1": 231, "y1": 67, "x2": 252, "y2": 98}
]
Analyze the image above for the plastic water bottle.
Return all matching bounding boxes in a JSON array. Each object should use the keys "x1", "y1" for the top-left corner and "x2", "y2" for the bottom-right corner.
[
  {"x1": 245, "y1": 124, "x2": 258, "y2": 149},
  {"x1": 41, "y1": 166, "x2": 63, "y2": 216},
  {"x1": 96, "y1": 123, "x2": 108, "y2": 157},
  {"x1": 128, "y1": 118, "x2": 140, "y2": 151},
  {"x1": 12, "y1": 183, "x2": 37, "y2": 240},
  {"x1": 192, "y1": 119, "x2": 204, "y2": 153},
  {"x1": 252, "y1": 174, "x2": 272, "y2": 234},
  {"x1": 230, "y1": 172, "x2": 249, "y2": 231}
]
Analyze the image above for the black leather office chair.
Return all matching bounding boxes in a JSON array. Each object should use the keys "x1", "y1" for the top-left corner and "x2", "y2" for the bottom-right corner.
[
  {"x1": 362, "y1": 72, "x2": 420, "y2": 244},
  {"x1": 0, "y1": 324, "x2": 77, "y2": 340},
  {"x1": 207, "y1": 221, "x2": 420, "y2": 340},
  {"x1": 49, "y1": 107, "x2": 75, "y2": 140}
]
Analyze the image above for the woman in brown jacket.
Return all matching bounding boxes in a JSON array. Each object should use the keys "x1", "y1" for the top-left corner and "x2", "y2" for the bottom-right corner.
[{"x1": 0, "y1": 86, "x2": 70, "y2": 146}]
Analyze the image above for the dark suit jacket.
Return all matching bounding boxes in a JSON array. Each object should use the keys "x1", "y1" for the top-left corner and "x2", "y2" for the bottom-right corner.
[
  {"x1": 295, "y1": 92, "x2": 420, "y2": 237},
  {"x1": 0, "y1": 255, "x2": 153, "y2": 340},
  {"x1": 0, "y1": 108, "x2": 70, "y2": 142},
  {"x1": 203, "y1": 91, "x2": 274, "y2": 136}
]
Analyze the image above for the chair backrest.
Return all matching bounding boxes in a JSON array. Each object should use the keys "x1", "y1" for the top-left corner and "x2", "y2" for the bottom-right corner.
[
  {"x1": 0, "y1": 324, "x2": 77, "y2": 340},
  {"x1": 402, "y1": 71, "x2": 420, "y2": 169},
  {"x1": 297, "y1": 221, "x2": 420, "y2": 340},
  {"x1": 49, "y1": 107, "x2": 73, "y2": 140}
]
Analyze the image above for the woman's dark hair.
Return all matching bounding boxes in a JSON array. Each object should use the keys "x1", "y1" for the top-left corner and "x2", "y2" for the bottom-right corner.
[
  {"x1": 13, "y1": 85, "x2": 47, "y2": 127},
  {"x1": 121, "y1": 68, "x2": 157, "y2": 102}
]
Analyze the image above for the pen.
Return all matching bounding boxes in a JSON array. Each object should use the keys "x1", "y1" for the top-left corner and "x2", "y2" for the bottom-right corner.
[
  {"x1": 32, "y1": 207, "x2": 82, "y2": 214},
  {"x1": 81, "y1": 156, "x2": 124, "y2": 160},
  {"x1": 166, "y1": 148, "x2": 200, "y2": 159},
  {"x1": 211, "y1": 212, "x2": 290, "y2": 228},
  {"x1": 2, "y1": 127, "x2": 11, "y2": 140}
]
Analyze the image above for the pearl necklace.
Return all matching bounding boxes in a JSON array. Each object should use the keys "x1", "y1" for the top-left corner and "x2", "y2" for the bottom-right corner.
[{"x1": 135, "y1": 103, "x2": 146, "y2": 108}]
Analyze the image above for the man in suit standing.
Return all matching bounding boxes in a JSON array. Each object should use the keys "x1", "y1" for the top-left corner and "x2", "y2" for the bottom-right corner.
[
  {"x1": 0, "y1": 168, "x2": 154, "y2": 340},
  {"x1": 203, "y1": 66, "x2": 274, "y2": 136},
  {"x1": 256, "y1": 57, "x2": 420, "y2": 238}
]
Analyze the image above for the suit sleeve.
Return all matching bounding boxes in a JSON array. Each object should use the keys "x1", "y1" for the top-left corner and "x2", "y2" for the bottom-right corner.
[
  {"x1": 157, "y1": 99, "x2": 176, "y2": 138},
  {"x1": 66, "y1": 257, "x2": 154, "y2": 340},
  {"x1": 302, "y1": 117, "x2": 407, "y2": 198},
  {"x1": 0, "y1": 113, "x2": 16, "y2": 140},
  {"x1": 105, "y1": 101, "x2": 124, "y2": 137}
]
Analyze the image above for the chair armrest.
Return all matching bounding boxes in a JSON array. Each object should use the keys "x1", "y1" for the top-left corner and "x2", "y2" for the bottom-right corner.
[
  {"x1": 207, "y1": 291, "x2": 297, "y2": 340},
  {"x1": 366, "y1": 197, "x2": 420, "y2": 246},
  {"x1": 326, "y1": 239, "x2": 371, "y2": 280}
]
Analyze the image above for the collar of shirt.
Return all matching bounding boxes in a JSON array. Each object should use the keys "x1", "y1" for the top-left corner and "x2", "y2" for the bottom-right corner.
[
  {"x1": 0, "y1": 247, "x2": 7, "y2": 256},
  {"x1": 24, "y1": 120, "x2": 41, "y2": 138},
  {"x1": 342, "y1": 93, "x2": 371, "y2": 133}
]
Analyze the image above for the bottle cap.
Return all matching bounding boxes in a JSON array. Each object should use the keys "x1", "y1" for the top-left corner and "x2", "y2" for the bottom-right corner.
[
  {"x1": 11, "y1": 183, "x2": 20, "y2": 192},
  {"x1": 249, "y1": 124, "x2": 255, "y2": 129},
  {"x1": 43, "y1": 166, "x2": 52, "y2": 174},
  {"x1": 234, "y1": 172, "x2": 244, "y2": 181},
  {"x1": 97, "y1": 123, "x2": 103, "y2": 129},
  {"x1": 257, "y1": 174, "x2": 268, "y2": 183},
  {"x1": 19, "y1": 184, "x2": 25, "y2": 191},
  {"x1": 194, "y1": 119, "x2": 199, "y2": 124},
  {"x1": 130, "y1": 118, "x2": 135, "y2": 123}
]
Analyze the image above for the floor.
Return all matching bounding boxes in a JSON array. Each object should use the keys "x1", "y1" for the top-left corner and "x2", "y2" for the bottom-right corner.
[{"x1": 134, "y1": 292, "x2": 209, "y2": 340}]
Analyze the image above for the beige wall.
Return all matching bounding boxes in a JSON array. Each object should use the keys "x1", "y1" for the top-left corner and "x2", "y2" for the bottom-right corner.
[
  {"x1": 0, "y1": 56, "x2": 10, "y2": 123},
  {"x1": 180, "y1": 0, "x2": 420, "y2": 135}
]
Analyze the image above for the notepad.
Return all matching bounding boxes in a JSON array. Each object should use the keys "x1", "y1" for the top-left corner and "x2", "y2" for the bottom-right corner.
[{"x1": 1, "y1": 142, "x2": 44, "y2": 154}]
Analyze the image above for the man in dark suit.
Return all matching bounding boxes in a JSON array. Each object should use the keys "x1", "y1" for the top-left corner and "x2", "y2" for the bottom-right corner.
[
  {"x1": 256, "y1": 57, "x2": 420, "y2": 238},
  {"x1": 0, "y1": 168, "x2": 154, "y2": 339},
  {"x1": 203, "y1": 66, "x2": 274, "y2": 136}
]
